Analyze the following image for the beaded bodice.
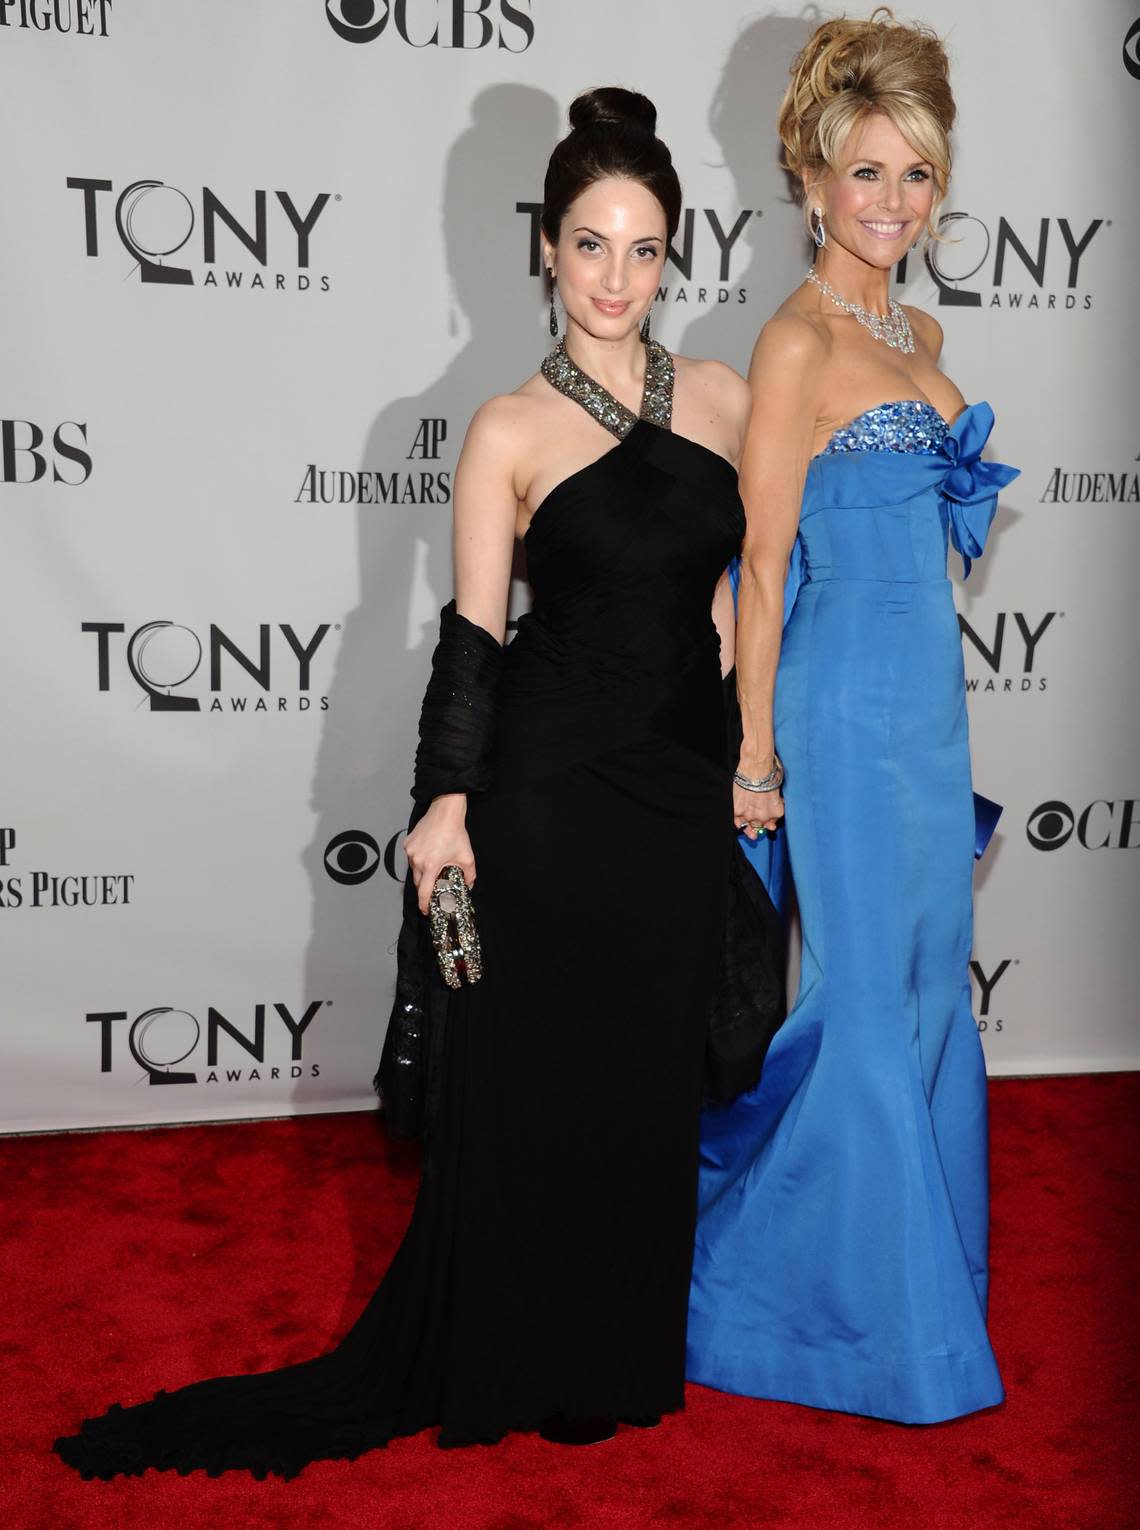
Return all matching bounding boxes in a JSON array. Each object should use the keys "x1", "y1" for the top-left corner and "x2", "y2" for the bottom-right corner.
[
  {"x1": 790, "y1": 400, "x2": 1018, "y2": 594},
  {"x1": 540, "y1": 338, "x2": 674, "y2": 439},
  {"x1": 821, "y1": 400, "x2": 948, "y2": 457}
]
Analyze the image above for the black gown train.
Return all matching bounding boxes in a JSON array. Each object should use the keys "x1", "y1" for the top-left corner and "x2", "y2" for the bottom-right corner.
[{"x1": 55, "y1": 343, "x2": 772, "y2": 1479}]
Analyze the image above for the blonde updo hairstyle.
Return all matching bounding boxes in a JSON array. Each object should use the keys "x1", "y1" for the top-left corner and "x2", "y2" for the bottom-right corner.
[{"x1": 778, "y1": 7, "x2": 955, "y2": 243}]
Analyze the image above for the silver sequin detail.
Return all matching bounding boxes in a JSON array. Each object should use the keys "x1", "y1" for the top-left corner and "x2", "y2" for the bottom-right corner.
[
  {"x1": 540, "y1": 338, "x2": 674, "y2": 439},
  {"x1": 428, "y1": 865, "x2": 482, "y2": 990},
  {"x1": 823, "y1": 400, "x2": 947, "y2": 457}
]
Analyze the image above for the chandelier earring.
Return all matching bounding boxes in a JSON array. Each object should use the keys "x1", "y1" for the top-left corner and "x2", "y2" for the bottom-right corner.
[
  {"x1": 547, "y1": 268, "x2": 559, "y2": 337},
  {"x1": 811, "y1": 207, "x2": 827, "y2": 249},
  {"x1": 640, "y1": 305, "x2": 652, "y2": 342}
]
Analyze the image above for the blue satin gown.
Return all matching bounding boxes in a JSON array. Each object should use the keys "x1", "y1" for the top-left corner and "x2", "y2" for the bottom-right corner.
[{"x1": 689, "y1": 400, "x2": 1019, "y2": 1424}]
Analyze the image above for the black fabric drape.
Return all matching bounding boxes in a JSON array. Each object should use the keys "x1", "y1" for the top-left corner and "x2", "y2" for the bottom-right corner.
[
  {"x1": 411, "y1": 600, "x2": 503, "y2": 803},
  {"x1": 375, "y1": 603, "x2": 502, "y2": 1140},
  {"x1": 378, "y1": 628, "x2": 785, "y2": 1138}
]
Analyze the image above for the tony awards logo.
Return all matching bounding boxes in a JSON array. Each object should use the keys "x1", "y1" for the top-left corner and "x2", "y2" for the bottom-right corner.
[
  {"x1": 959, "y1": 611, "x2": 1057, "y2": 696},
  {"x1": 88, "y1": 1001, "x2": 326, "y2": 1086},
  {"x1": 895, "y1": 212, "x2": 1105, "y2": 312},
  {"x1": 67, "y1": 177, "x2": 335, "y2": 292},
  {"x1": 969, "y1": 957, "x2": 1015, "y2": 1037},
  {"x1": 82, "y1": 619, "x2": 336, "y2": 714}
]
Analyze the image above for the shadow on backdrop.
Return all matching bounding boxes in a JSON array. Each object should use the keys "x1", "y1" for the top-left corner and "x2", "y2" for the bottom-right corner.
[
  {"x1": 676, "y1": 11, "x2": 817, "y2": 375},
  {"x1": 295, "y1": 84, "x2": 559, "y2": 1334}
]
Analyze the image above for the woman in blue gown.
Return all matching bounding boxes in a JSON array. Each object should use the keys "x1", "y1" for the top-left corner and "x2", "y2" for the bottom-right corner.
[{"x1": 689, "y1": 12, "x2": 1018, "y2": 1424}]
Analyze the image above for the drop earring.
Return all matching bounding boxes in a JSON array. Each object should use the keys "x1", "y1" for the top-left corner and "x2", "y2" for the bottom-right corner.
[
  {"x1": 811, "y1": 207, "x2": 827, "y2": 249},
  {"x1": 640, "y1": 305, "x2": 652, "y2": 342},
  {"x1": 547, "y1": 268, "x2": 558, "y2": 337}
]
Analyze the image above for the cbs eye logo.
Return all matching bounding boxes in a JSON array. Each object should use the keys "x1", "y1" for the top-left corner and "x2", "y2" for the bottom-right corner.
[
  {"x1": 1026, "y1": 799, "x2": 1139, "y2": 851},
  {"x1": 1026, "y1": 801, "x2": 1074, "y2": 851},
  {"x1": 1124, "y1": 18, "x2": 1140, "y2": 81},
  {"x1": 323, "y1": 830, "x2": 381, "y2": 884},
  {"x1": 325, "y1": 0, "x2": 388, "y2": 41}
]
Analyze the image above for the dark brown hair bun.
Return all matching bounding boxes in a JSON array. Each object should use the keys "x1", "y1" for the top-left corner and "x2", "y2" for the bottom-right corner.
[
  {"x1": 542, "y1": 86, "x2": 681, "y2": 242},
  {"x1": 567, "y1": 86, "x2": 657, "y2": 136}
]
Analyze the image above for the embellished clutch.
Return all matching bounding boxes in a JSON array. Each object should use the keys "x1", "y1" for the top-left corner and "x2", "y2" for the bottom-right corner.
[{"x1": 428, "y1": 865, "x2": 483, "y2": 989}]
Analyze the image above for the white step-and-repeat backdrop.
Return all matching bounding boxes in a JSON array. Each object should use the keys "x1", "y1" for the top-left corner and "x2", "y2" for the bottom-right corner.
[{"x1": 2, "y1": 2, "x2": 1137, "y2": 1132}]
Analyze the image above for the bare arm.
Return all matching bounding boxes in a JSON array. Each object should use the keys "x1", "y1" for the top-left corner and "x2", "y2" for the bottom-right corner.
[
  {"x1": 452, "y1": 398, "x2": 526, "y2": 640},
  {"x1": 699, "y1": 360, "x2": 752, "y2": 678},
  {"x1": 405, "y1": 397, "x2": 521, "y2": 910},
  {"x1": 733, "y1": 316, "x2": 825, "y2": 836}
]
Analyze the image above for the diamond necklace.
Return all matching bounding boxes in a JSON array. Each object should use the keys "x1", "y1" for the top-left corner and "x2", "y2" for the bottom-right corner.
[{"x1": 805, "y1": 267, "x2": 915, "y2": 354}]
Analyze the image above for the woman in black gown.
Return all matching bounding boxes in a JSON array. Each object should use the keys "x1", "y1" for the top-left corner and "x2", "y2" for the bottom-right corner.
[{"x1": 54, "y1": 87, "x2": 782, "y2": 1480}]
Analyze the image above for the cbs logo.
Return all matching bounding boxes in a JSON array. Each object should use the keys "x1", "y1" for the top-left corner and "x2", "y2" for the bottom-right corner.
[
  {"x1": 323, "y1": 830, "x2": 408, "y2": 884},
  {"x1": 1026, "y1": 800, "x2": 1139, "y2": 851}
]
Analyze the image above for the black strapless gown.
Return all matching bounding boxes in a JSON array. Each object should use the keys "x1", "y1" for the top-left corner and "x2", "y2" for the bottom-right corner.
[{"x1": 55, "y1": 419, "x2": 746, "y2": 1479}]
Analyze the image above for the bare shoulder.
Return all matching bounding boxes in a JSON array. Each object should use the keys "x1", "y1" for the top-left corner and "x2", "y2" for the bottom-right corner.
[
  {"x1": 749, "y1": 307, "x2": 829, "y2": 381},
  {"x1": 463, "y1": 378, "x2": 550, "y2": 456},
  {"x1": 673, "y1": 354, "x2": 748, "y2": 395},
  {"x1": 456, "y1": 386, "x2": 553, "y2": 511},
  {"x1": 673, "y1": 355, "x2": 750, "y2": 412},
  {"x1": 903, "y1": 303, "x2": 944, "y2": 360}
]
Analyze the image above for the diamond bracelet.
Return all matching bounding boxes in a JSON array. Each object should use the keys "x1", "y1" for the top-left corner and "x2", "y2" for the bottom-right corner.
[{"x1": 733, "y1": 755, "x2": 784, "y2": 793}]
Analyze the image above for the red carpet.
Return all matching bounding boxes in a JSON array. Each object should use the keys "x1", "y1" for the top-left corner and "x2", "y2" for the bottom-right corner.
[{"x1": 2, "y1": 1075, "x2": 1135, "y2": 1530}]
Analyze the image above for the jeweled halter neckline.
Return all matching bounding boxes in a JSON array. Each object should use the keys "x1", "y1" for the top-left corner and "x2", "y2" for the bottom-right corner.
[{"x1": 540, "y1": 338, "x2": 674, "y2": 440}]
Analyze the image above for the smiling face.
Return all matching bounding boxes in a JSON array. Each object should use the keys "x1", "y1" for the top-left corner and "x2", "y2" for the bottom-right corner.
[
  {"x1": 541, "y1": 175, "x2": 667, "y2": 343},
  {"x1": 811, "y1": 110, "x2": 936, "y2": 270}
]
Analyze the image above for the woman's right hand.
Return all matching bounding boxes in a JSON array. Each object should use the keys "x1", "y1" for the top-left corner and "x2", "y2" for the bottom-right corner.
[{"x1": 404, "y1": 793, "x2": 476, "y2": 914}]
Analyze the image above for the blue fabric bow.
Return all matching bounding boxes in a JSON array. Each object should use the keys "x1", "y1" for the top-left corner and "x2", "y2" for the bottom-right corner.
[{"x1": 939, "y1": 403, "x2": 1020, "y2": 578}]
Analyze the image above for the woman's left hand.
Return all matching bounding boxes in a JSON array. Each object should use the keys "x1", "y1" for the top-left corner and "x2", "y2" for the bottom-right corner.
[{"x1": 733, "y1": 780, "x2": 783, "y2": 842}]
